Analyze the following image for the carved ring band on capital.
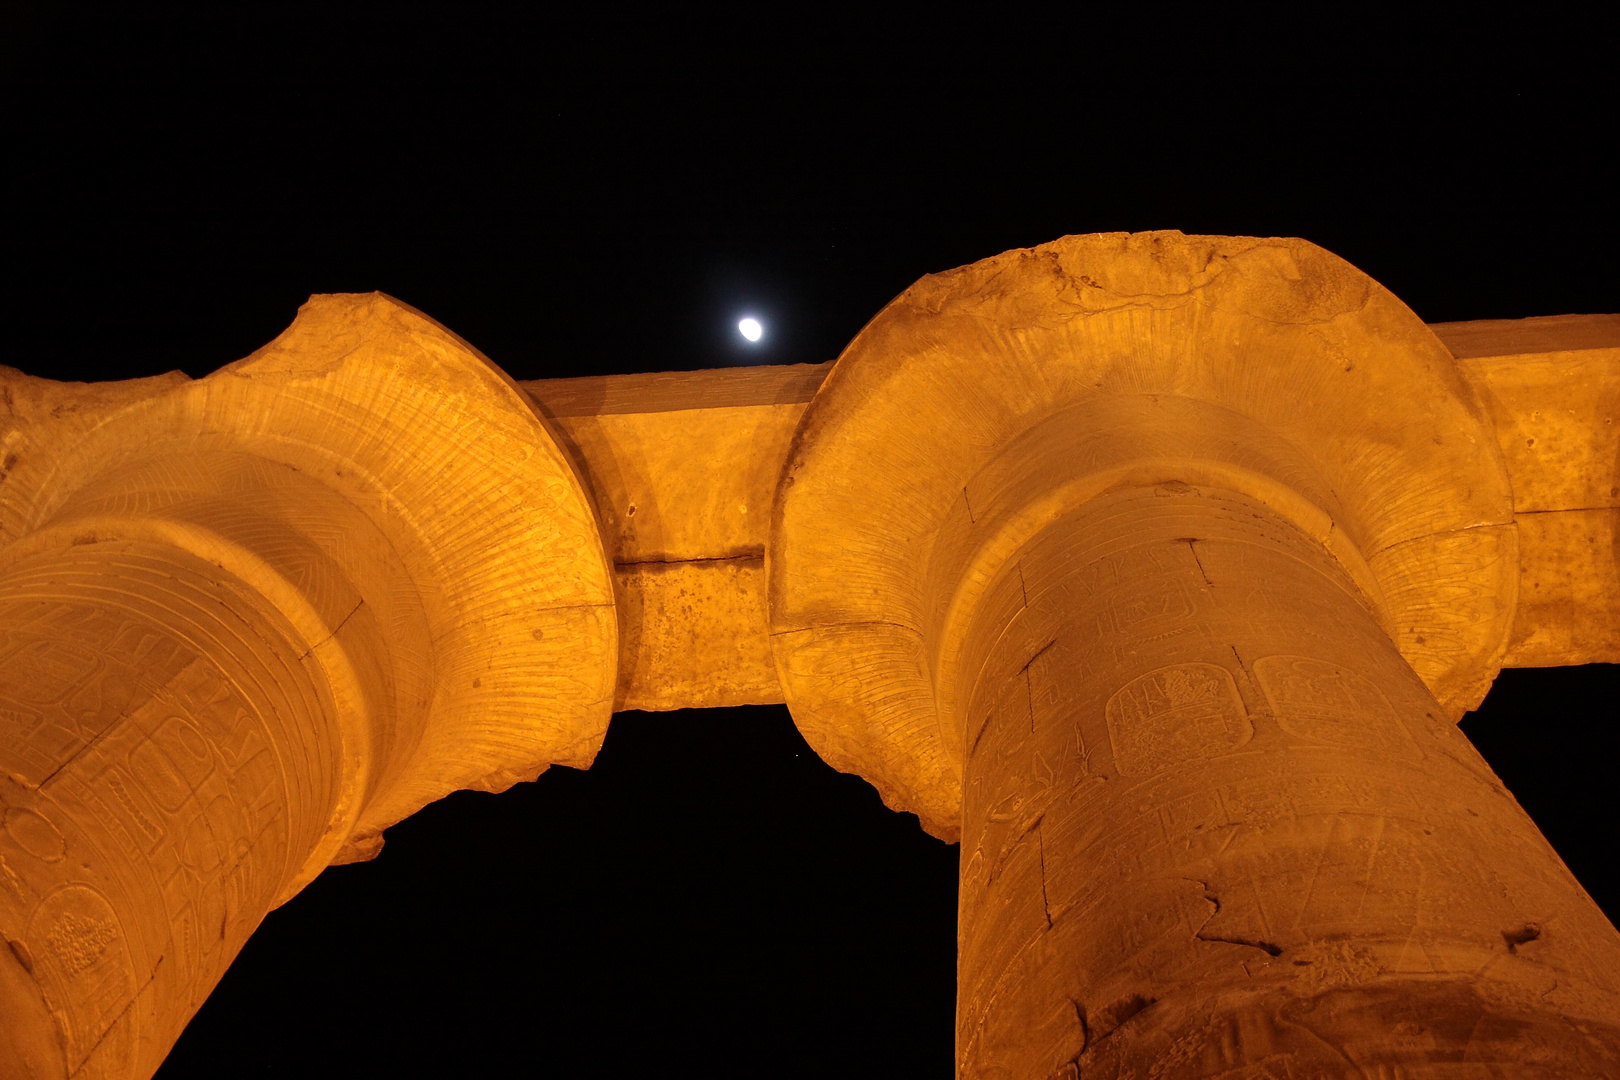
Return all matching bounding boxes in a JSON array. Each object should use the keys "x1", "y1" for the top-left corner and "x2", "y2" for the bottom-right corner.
[{"x1": 768, "y1": 231, "x2": 1516, "y2": 840}]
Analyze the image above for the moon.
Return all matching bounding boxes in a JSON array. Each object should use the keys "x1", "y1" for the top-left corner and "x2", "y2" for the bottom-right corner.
[{"x1": 738, "y1": 317, "x2": 763, "y2": 342}]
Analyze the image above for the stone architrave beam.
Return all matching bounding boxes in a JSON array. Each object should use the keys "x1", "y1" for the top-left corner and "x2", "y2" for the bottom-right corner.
[
  {"x1": 524, "y1": 308, "x2": 1620, "y2": 716},
  {"x1": 2, "y1": 233, "x2": 1618, "y2": 1077}
]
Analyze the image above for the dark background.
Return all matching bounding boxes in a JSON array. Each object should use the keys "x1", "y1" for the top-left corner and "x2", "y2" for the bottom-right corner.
[{"x1": 1, "y1": 9, "x2": 1616, "y2": 1077}]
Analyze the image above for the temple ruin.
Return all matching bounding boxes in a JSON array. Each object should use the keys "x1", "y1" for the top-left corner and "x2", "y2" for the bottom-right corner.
[{"x1": 2, "y1": 231, "x2": 1618, "y2": 1077}]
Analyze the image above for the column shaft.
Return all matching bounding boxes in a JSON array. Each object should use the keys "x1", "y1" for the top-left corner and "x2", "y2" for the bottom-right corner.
[
  {"x1": 957, "y1": 486, "x2": 1620, "y2": 1078},
  {"x1": 0, "y1": 540, "x2": 343, "y2": 1079}
]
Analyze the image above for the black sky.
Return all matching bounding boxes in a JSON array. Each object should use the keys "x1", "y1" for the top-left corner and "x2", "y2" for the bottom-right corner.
[{"x1": 1, "y1": 9, "x2": 1617, "y2": 1078}]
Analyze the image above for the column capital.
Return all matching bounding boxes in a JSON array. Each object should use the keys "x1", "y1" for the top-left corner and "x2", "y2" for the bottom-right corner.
[
  {"x1": 769, "y1": 231, "x2": 1514, "y2": 839},
  {"x1": 0, "y1": 293, "x2": 617, "y2": 877}
]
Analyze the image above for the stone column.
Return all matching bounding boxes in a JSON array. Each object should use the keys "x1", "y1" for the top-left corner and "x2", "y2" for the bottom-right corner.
[
  {"x1": 769, "y1": 232, "x2": 1620, "y2": 1077},
  {"x1": 0, "y1": 294, "x2": 617, "y2": 1079},
  {"x1": 955, "y1": 482, "x2": 1620, "y2": 1076},
  {"x1": 0, "y1": 529, "x2": 354, "y2": 1078}
]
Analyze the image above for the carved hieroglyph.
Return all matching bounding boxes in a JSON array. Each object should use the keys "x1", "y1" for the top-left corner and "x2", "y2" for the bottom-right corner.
[
  {"x1": 951, "y1": 485, "x2": 1620, "y2": 1075},
  {"x1": 4, "y1": 233, "x2": 1620, "y2": 1078}
]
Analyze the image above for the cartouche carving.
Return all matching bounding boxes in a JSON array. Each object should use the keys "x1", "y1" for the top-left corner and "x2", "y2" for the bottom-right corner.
[{"x1": 1104, "y1": 663, "x2": 1250, "y2": 776}]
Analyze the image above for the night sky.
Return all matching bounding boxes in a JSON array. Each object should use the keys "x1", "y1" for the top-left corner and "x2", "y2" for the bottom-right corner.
[{"x1": 2, "y1": 11, "x2": 1616, "y2": 1077}]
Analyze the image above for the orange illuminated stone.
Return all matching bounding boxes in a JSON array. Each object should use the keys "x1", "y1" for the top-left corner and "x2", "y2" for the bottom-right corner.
[{"x1": 4, "y1": 236, "x2": 1619, "y2": 1077}]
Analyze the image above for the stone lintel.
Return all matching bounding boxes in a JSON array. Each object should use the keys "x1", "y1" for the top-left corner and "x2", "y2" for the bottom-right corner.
[
  {"x1": 523, "y1": 363, "x2": 828, "y2": 711},
  {"x1": 529, "y1": 316, "x2": 1617, "y2": 714},
  {"x1": 1444, "y1": 314, "x2": 1620, "y2": 668}
]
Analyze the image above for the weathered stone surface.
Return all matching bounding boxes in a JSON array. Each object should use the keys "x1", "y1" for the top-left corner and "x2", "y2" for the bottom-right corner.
[
  {"x1": 1509, "y1": 508, "x2": 1620, "y2": 665},
  {"x1": 610, "y1": 556, "x2": 774, "y2": 711},
  {"x1": 526, "y1": 363, "x2": 822, "y2": 710},
  {"x1": 1445, "y1": 314, "x2": 1620, "y2": 668},
  {"x1": 955, "y1": 486, "x2": 1620, "y2": 1078}
]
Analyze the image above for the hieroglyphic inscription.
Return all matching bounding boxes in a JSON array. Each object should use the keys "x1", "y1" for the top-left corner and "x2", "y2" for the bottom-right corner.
[
  {"x1": 1107, "y1": 581, "x2": 1194, "y2": 634},
  {"x1": 0, "y1": 601, "x2": 190, "y2": 785},
  {"x1": 21, "y1": 883, "x2": 137, "y2": 1069},
  {"x1": 3, "y1": 807, "x2": 66, "y2": 862},
  {"x1": 0, "y1": 583, "x2": 316, "y2": 1075},
  {"x1": 1253, "y1": 655, "x2": 1416, "y2": 755},
  {"x1": 45, "y1": 903, "x2": 119, "y2": 976},
  {"x1": 1104, "y1": 663, "x2": 1249, "y2": 776}
]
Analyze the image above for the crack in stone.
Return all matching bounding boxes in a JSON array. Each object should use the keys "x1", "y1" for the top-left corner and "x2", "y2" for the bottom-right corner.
[
  {"x1": 297, "y1": 599, "x2": 365, "y2": 661},
  {"x1": 1178, "y1": 537, "x2": 1213, "y2": 585},
  {"x1": 74, "y1": 953, "x2": 164, "y2": 1073},
  {"x1": 1037, "y1": 819, "x2": 1053, "y2": 929},
  {"x1": 1188, "y1": 879, "x2": 1283, "y2": 957},
  {"x1": 614, "y1": 551, "x2": 763, "y2": 569},
  {"x1": 1196, "y1": 930, "x2": 1283, "y2": 957}
]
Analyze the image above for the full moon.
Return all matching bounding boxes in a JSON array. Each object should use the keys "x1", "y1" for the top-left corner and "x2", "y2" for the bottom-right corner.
[{"x1": 738, "y1": 317, "x2": 763, "y2": 342}]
